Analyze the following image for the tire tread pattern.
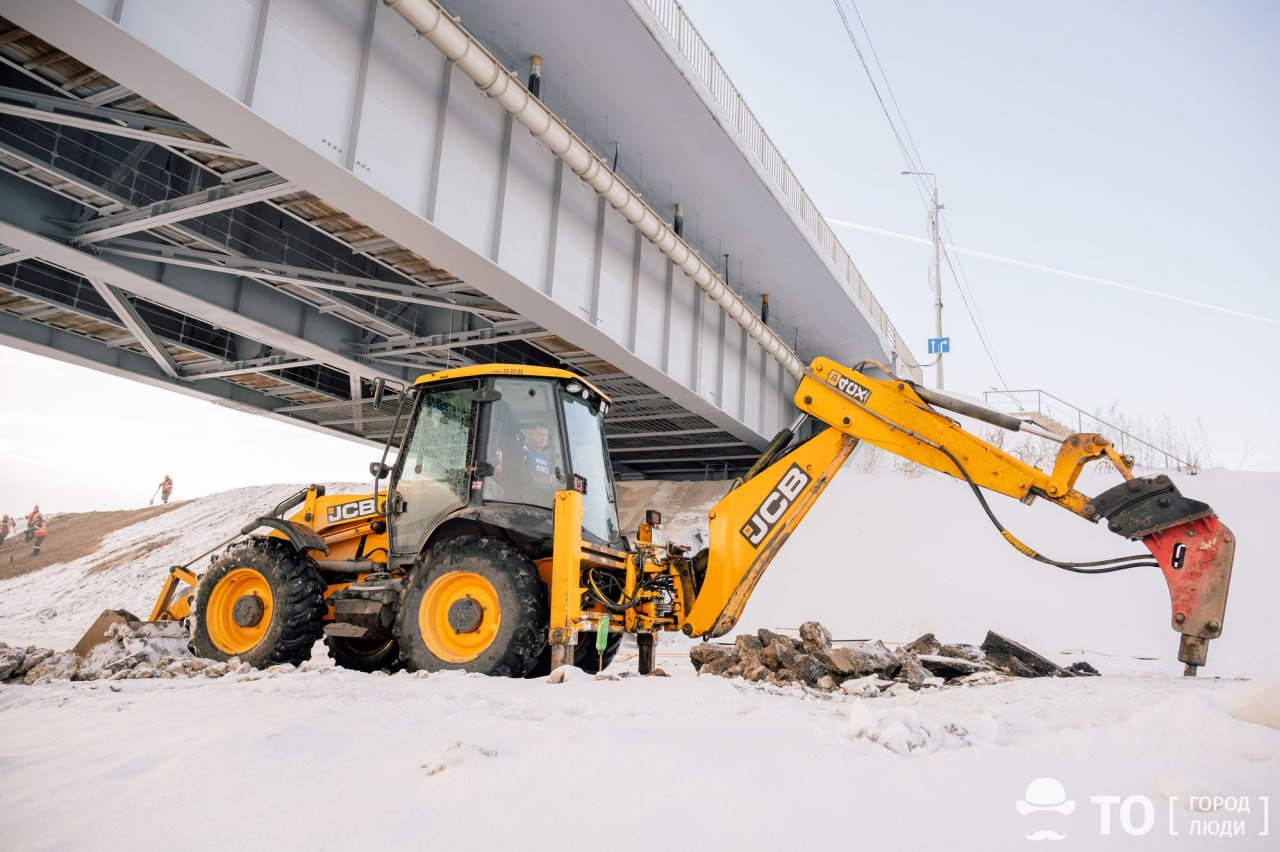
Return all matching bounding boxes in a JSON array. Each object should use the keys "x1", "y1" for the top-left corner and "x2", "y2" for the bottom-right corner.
[
  {"x1": 394, "y1": 536, "x2": 547, "y2": 678},
  {"x1": 191, "y1": 541, "x2": 326, "y2": 668}
]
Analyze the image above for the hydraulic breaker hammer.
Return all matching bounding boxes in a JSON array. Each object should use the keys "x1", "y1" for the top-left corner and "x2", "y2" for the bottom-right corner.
[{"x1": 1091, "y1": 475, "x2": 1235, "y2": 675}]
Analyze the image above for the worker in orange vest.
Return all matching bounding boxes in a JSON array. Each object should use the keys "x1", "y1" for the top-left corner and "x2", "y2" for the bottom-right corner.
[
  {"x1": 24, "y1": 505, "x2": 41, "y2": 543},
  {"x1": 159, "y1": 475, "x2": 174, "y2": 505},
  {"x1": 31, "y1": 515, "x2": 47, "y2": 556}
]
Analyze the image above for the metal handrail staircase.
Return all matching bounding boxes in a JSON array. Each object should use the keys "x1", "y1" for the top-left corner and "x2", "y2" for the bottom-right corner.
[{"x1": 983, "y1": 389, "x2": 1199, "y2": 473}]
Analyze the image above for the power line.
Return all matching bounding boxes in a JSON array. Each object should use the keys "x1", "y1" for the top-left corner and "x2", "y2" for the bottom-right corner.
[
  {"x1": 939, "y1": 215, "x2": 1010, "y2": 386},
  {"x1": 942, "y1": 245, "x2": 1010, "y2": 389},
  {"x1": 847, "y1": 0, "x2": 929, "y2": 184},
  {"x1": 830, "y1": 0, "x2": 929, "y2": 206},
  {"x1": 831, "y1": 0, "x2": 1011, "y2": 390}
]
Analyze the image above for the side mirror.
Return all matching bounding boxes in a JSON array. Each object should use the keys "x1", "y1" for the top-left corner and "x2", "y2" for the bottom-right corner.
[
  {"x1": 369, "y1": 461, "x2": 392, "y2": 479},
  {"x1": 372, "y1": 377, "x2": 386, "y2": 408}
]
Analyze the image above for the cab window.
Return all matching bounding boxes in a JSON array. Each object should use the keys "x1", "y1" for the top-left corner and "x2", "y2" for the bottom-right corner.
[
  {"x1": 561, "y1": 390, "x2": 619, "y2": 543},
  {"x1": 390, "y1": 384, "x2": 472, "y2": 554},
  {"x1": 482, "y1": 378, "x2": 565, "y2": 509}
]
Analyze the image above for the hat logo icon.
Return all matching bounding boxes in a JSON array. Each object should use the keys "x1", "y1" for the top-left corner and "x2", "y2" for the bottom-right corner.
[
  {"x1": 1017, "y1": 778, "x2": 1075, "y2": 841},
  {"x1": 1017, "y1": 777, "x2": 1075, "y2": 815}
]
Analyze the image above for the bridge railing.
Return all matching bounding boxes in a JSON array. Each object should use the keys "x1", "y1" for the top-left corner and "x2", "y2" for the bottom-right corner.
[
  {"x1": 639, "y1": 0, "x2": 919, "y2": 379},
  {"x1": 982, "y1": 389, "x2": 1200, "y2": 473}
]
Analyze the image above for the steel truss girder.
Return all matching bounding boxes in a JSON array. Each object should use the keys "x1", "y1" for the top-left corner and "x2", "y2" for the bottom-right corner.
[
  {"x1": 0, "y1": 136, "x2": 232, "y2": 252},
  {"x1": 0, "y1": 123, "x2": 443, "y2": 343},
  {"x1": 83, "y1": 274, "x2": 180, "y2": 378},
  {"x1": 94, "y1": 240, "x2": 518, "y2": 322},
  {"x1": 0, "y1": 84, "x2": 214, "y2": 137},
  {"x1": 0, "y1": 0, "x2": 779, "y2": 452},
  {"x1": 353, "y1": 323, "x2": 543, "y2": 358},
  {"x1": 0, "y1": 256, "x2": 349, "y2": 400},
  {"x1": 180, "y1": 355, "x2": 324, "y2": 381},
  {"x1": 0, "y1": 307, "x2": 376, "y2": 446},
  {"x1": 70, "y1": 174, "x2": 297, "y2": 244},
  {"x1": 0, "y1": 220, "x2": 402, "y2": 388},
  {"x1": 0, "y1": 96, "x2": 246, "y2": 159}
]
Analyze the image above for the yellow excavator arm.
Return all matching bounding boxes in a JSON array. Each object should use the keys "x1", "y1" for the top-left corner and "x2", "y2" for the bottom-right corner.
[{"x1": 684, "y1": 357, "x2": 1234, "y2": 674}]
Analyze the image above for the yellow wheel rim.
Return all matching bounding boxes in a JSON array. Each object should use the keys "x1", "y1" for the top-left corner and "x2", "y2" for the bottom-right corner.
[
  {"x1": 206, "y1": 567, "x2": 274, "y2": 655},
  {"x1": 419, "y1": 571, "x2": 501, "y2": 663}
]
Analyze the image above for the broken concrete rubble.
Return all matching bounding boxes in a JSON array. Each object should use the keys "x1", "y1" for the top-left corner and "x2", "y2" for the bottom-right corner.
[
  {"x1": 689, "y1": 623, "x2": 1098, "y2": 694},
  {"x1": 980, "y1": 631, "x2": 1074, "y2": 678},
  {"x1": 1, "y1": 621, "x2": 255, "y2": 685}
]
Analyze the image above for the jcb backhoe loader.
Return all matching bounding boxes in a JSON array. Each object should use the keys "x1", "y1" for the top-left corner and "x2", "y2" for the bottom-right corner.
[{"x1": 124, "y1": 357, "x2": 1233, "y2": 678}]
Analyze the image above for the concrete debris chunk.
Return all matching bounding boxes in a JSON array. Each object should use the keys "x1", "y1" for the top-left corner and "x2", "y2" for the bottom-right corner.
[
  {"x1": 17, "y1": 647, "x2": 53, "y2": 678},
  {"x1": 939, "y1": 643, "x2": 986, "y2": 664},
  {"x1": 799, "y1": 621, "x2": 832, "y2": 653},
  {"x1": 689, "y1": 622, "x2": 1097, "y2": 697},
  {"x1": 833, "y1": 641, "x2": 900, "y2": 678},
  {"x1": 980, "y1": 631, "x2": 1075, "y2": 678},
  {"x1": 24, "y1": 651, "x2": 79, "y2": 685},
  {"x1": 734, "y1": 634, "x2": 763, "y2": 658},
  {"x1": 689, "y1": 642, "x2": 733, "y2": 672},
  {"x1": 757, "y1": 629, "x2": 799, "y2": 651},
  {"x1": 0, "y1": 647, "x2": 27, "y2": 680},
  {"x1": 902, "y1": 633, "x2": 942, "y2": 656},
  {"x1": 894, "y1": 652, "x2": 930, "y2": 688},
  {"x1": 917, "y1": 654, "x2": 987, "y2": 679}
]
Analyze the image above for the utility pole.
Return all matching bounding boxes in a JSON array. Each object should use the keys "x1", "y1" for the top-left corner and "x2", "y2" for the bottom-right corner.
[
  {"x1": 903, "y1": 171, "x2": 943, "y2": 389},
  {"x1": 929, "y1": 178, "x2": 943, "y2": 389}
]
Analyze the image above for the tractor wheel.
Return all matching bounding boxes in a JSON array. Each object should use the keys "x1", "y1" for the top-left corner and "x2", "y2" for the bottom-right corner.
[
  {"x1": 575, "y1": 631, "x2": 622, "y2": 674},
  {"x1": 394, "y1": 536, "x2": 547, "y2": 677},
  {"x1": 324, "y1": 635, "x2": 401, "y2": 673},
  {"x1": 527, "y1": 630, "x2": 622, "y2": 678},
  {"x1": 191, "y1": 543, "x2": 325, "y2": 668}
]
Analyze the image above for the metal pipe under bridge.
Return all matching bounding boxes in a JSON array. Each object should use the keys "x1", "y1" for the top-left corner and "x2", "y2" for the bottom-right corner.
[{"x1": 0, "y1": 0, "x2": 919, "y2": 479}]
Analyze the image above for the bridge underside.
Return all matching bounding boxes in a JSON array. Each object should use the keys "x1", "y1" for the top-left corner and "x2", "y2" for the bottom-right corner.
[
  {"x1": 0, "y1": 14, "x2": 771, "y2": 478},
  {"x1": 0, "y1": 0, "x2": 912, "y2": 479}
]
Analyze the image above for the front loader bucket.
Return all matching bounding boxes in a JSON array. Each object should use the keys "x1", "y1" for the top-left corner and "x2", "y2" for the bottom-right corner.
[
  {"x1": 71, "y1": 608, "x2": 142, "y2": 657},
  {"x1": 1093, "y1": 474, "x2": 1235, "y2": 675}
]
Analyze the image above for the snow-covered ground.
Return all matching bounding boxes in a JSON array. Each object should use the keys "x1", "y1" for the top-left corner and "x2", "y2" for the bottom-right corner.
[{"x1": 1, "y1": 463, "x2": 1277, "y2": 850}]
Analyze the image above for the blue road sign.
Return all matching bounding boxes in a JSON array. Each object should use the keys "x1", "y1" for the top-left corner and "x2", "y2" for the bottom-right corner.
[{"x1": 927, "y1": 337, "x2": 951, "y2": 354}]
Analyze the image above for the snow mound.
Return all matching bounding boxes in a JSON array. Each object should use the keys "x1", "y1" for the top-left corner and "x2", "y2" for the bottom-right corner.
[
  {"x1": 847, "y1": 696, "x2": 997, "y2": 754},
  {"x1": 1219, "y1": 676, "x2": 1280, "y2": 730}
]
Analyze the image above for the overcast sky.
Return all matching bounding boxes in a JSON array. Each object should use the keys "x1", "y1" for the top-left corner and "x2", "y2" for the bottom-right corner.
[{"x1": 1, "y1": 0, "x2": 1276, "y2": 515}]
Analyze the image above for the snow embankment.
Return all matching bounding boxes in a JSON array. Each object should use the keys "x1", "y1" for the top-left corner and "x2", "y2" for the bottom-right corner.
[
  {"x1": 0, "y1": 482, "x2": 367, "y2": 650},
  {"x1": 0, "y1": 464, "x2": 1276, "y2": 851}
]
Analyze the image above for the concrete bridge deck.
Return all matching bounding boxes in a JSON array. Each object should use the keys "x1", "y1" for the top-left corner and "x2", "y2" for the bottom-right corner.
[{"x1": 0, "y1": 0, "x2": 918, "y2": 478}]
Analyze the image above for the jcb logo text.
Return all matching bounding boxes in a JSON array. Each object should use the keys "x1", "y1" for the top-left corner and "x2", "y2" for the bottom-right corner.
[
  {"x1": 326, "y1": 498, "x2": 377, "y2": 524},
  {"x1": 740, "y1": 465, "x2": 811, "y2": 546}
]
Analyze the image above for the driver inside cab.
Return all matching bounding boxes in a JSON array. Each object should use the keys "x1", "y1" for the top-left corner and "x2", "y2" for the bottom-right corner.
[{"x1": 524, "y1": 421, "x2": 553, "y2": 485}]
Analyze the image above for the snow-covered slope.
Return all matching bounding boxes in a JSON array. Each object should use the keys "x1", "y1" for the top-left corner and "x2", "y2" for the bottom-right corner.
[
  {"x1": 0, "y1": 482, "x2": 369, "y2": 650},
  {"x1": 1, "y1": 465, "x2": 1277, "y2": 851}
]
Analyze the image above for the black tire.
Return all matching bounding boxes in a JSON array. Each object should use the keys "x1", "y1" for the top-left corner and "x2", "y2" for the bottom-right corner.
[
  {"x1": 191, "y1": 542, "x2": 325, "y2": 668},
  {"x1": 527, "y1": 630, "x2": 622, "y2": 678},
  {"x1": 578, "y1": 632, "x2": 623, "y2": 673},
  {"x1": 690, "y1": 548, "x2": 709, "y2": 596},
  {"x1": 324, "y1": 635, "x2": 401, "y2": 673},
  {"x1": 394, "y1": 536, "x2": 547, "y2": 677}
]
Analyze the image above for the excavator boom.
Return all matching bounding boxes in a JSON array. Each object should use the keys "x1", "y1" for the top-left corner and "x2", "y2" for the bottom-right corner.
[{"x1": 687, "y1": 356, "x2": 1235, "y2": 672}]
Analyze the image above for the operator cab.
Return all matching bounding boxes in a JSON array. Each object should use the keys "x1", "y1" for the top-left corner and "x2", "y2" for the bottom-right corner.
[{"x1": 384, "y1": 365, "x2": 619, "y2": 560}]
